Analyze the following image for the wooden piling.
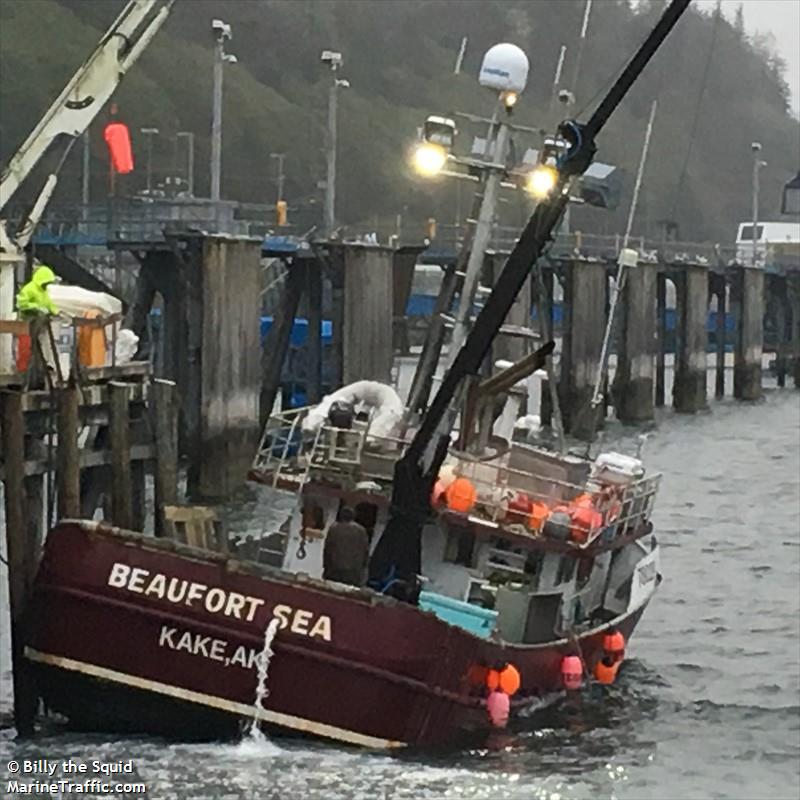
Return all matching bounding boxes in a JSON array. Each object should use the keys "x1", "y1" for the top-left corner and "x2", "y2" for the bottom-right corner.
[
  {"x1": 655, "y1": 271, "x2": 666, "y2": 407},
  {"x1": 672, "y1": 266, "x2": 708, "y2": 413},
  {"x1": 772, "y1": 280, "x2": 788, "y2": 388},
  {"x1": 56, "y1": 384, "x2": 80, "y2": 519},
  {"x1": 788, "y1": 275, "x2": 800, "y2": 389},
  {"x1": 560, "y1": 259, "x2": 607, "y2": 438},
  {"x1": 109, "y1": 381, "x2": 133, "y2": 529},
  {"x1": 153, "y1": 378, "x2": 178, "y2": 537},
  {"x1": 733, "y1": 266, "x2": 764, "y2": 401},
  {"x1": 714, "y1": 277, "x2": 726, "y2": 399},
  {"x1": 614, "y1": 261, "x2": 657, "y2": 423},
  {"x1": 1, "y1": 391, "x2": 38, "y2": 735}
]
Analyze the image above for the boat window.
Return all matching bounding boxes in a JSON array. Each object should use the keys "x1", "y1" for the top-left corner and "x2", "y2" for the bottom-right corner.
[{"x1": 739, "y1": 224, "x2": 764, "y2": 241}]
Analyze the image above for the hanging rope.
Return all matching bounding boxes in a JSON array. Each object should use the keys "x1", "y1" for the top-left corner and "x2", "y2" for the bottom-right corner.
[{"x1": 668, "y1": 6, "x2": 721, "y2": 223}]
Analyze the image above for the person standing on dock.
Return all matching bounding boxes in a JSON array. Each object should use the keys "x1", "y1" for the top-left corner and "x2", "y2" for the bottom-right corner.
[
  {"x1": 16, "y1": 264, "x2": 60, "y2": 318},
  {"x1": 323, "y1": 506, "x2": 370, "y2": 587},
  {"x1": 15, "y1": 264, "x2": 62, "y2": 373}
]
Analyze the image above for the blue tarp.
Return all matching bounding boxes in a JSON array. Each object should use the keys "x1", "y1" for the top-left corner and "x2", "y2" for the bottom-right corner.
[{"x1": 260, "y1": 316, "x2": 333, "y2": 346}]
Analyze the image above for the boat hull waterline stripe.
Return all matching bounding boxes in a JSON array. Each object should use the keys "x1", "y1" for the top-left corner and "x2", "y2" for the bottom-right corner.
[{"x1": 24, "y1": 647, "x2": 406, "y2": 749}]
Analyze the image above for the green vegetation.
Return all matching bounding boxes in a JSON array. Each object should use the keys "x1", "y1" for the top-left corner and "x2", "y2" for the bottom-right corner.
[{"x1": 1, "y1": 0, "x2": 797, "y2": 243}]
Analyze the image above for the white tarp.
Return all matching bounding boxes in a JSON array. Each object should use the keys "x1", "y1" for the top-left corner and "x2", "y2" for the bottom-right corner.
[{"x1": 302, "y1": 380, "x2": 404, "y2": 439}]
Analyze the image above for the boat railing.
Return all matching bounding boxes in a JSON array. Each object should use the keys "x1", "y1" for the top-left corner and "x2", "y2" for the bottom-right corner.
[
  {"x1": 251, "y1": 406, "x2": 411, "y2": 490},
  {"x1": 444, "y1": 456, "x2": 661, "y2": 550}
]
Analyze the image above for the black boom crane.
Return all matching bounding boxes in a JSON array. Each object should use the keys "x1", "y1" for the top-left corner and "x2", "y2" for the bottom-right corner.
[{"x1": 369, "y1": 0, "x2": 692, "y2": 595}]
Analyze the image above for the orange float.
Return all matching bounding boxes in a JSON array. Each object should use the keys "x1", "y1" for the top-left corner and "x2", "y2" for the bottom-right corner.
[
  {"x1": 445, "y1": 477, "x2": 477, "y2": 513},
  {"x1": 569, "y1": 500, "x2": 603, "y2": 543},
  {"x1": 594, "y1": 656, "x2": 619, "y2": 685},
  {"x1": 603, "y1": 630, "x2": 626, "y2": 659},
  {"x1": 485, "y1": 664, "x2": 521, "y2": 696},
  {"x1": 528, "y1": 500, "x2": 550, "y2": 532}
]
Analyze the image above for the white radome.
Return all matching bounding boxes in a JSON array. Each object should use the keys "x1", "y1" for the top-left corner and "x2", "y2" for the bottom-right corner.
[{"x1": 479, "y1": 43, "x2": 530, "y2": 94}]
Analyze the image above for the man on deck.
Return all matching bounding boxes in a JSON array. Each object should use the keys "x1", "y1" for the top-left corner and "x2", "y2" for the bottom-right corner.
[{"x1": 323, "y1": 506, "x2": 370, "y2": 587}]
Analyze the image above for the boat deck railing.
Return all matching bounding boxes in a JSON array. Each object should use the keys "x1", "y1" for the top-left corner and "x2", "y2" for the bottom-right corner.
[
  {"x1": 445, "y1": 456, "x2": 662, "y2": 549},
  {"x1": 251, "y1": 406, "x2": 410, "y2": 491},
  {"x1": 252, "y1": 408, "x2": 660, "y2": 549}
]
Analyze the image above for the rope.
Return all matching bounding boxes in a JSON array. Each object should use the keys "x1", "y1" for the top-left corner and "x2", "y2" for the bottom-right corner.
[{"x1": 668, "y1": 6, "x2": 721, "y2": 222}]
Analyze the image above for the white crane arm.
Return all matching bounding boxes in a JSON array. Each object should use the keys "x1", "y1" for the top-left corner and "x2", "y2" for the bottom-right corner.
[{"x1": 0, "y1": 0, "x2": 174, "y2": 212}]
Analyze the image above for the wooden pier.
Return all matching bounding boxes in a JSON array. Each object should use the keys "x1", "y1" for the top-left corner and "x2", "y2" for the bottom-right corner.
[{"x1": 1, "y1": 361, "x2": 178, "y2": 734}]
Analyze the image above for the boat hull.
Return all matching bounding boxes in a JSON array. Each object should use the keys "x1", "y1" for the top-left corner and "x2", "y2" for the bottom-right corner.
[{"x1": 26, "y1": 521, "x2": 653, "y2": 748}]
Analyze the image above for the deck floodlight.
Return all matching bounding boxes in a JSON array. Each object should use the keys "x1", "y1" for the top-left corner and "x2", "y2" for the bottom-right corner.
[
  {"x1": 412, "y1": 143, "x2": 447, "y2": 177},
  {"x1": 526, "y1": 165, "x2": 558, "y2": 198}
]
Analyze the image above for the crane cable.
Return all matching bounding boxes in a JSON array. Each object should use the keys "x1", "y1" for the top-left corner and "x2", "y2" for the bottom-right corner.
[{"x1": 668, "y1": 5, "x2": 721, "y2": 223}]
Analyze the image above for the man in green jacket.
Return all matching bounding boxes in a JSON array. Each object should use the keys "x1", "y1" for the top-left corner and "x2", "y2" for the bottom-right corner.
[{"x1": 16, "y1": 265, "x2": 60, "y2": 318}]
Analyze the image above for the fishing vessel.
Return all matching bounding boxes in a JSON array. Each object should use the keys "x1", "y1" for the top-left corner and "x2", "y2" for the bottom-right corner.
[{"x1": 22, "y1": 0, "x2": 690, "y2": 750}]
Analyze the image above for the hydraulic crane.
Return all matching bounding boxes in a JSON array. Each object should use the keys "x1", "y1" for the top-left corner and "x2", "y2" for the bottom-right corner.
[
  {"x1": 369, "y1": 0, "x2": 692, "y2": 593},
  {"x1": 0, "y1": 0, "x2": 175, "y2": 371}
]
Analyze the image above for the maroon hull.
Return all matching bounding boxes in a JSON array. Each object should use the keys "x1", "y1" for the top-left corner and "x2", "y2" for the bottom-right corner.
[{"x1": 26, "y1": 522, "x2": 650, "y2": 748}]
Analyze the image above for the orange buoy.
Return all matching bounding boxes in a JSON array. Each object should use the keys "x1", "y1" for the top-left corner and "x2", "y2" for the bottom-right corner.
[
  {"x1": 486, "y1": 668, "x2": 501, "y2": 692},
  {"x1": 504, "y1": 492, "x2": 532, "y2": 525},
  {"x1": 603, "y1": 630, "x2": 626, "y2": 662},
  {"x1": 561, "y1": 655, "x2": 583, "y2": 691},
  {"x1": 445, "y1": 477, "x2": 477, "y2": 513},
  {"x1": 498, "y1": 664, "x2": 521, "y2": 696},
  {"x1": 569, "y1": 503, "x2": 603, "y2": 543},
  {"x1": 594, "y1": 655, "x2": 619, "y2": 685},
  {"x1": 528, "y1": 500, "x2": 550, "y2": 532}
]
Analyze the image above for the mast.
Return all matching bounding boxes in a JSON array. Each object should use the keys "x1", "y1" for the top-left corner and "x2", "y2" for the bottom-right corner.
[{"x1": 369, "y1": 0, "x2": 692, "y2": 588}]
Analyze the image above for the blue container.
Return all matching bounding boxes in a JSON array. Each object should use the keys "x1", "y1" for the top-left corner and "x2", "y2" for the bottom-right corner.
[{"x1": 418, "y1": 591, "x2": 498, "y2": 639}]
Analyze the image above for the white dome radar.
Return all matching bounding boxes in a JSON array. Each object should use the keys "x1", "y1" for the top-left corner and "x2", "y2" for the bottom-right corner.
[{"x1": 478, "y1": 43, "x2": 530, "y2": 94}]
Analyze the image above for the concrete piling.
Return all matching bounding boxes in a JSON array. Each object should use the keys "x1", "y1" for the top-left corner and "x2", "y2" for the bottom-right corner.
[
  {"x1": 733, "y1": 266, "x2": 764, "y2": 401},
  {"x1": 672, "y1": 266, "x2": 708, "y2": 413},
  {"x1": 614, "y1": 260, "x2": 657, "y2": 423}
]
